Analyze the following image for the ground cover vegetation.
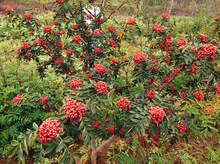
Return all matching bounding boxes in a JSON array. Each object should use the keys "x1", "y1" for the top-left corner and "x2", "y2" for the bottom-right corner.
[{"x1": 0, "y1": 0, "x2": 219, "y2": 163}]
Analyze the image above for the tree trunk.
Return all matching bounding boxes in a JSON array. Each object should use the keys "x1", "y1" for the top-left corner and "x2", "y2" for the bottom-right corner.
[
  {"x1": 91, "y1": 151, "x2": 97, "y2": 164},
  {"x1": 90, "y1": 135, "x2": 116, "y2": 164},
  {"x1": 169, "y1": 0, "x2": 174, "y2": 14}
]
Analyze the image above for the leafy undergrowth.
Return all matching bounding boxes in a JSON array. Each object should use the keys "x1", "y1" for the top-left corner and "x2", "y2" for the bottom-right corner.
[{"x1": 0, "y1": 132, "x2": 219, "y2": 164}]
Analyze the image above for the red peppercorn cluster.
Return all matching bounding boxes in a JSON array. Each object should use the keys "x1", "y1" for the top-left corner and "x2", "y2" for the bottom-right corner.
[
  {"x1": 146, "y1": 90, "x2": 155, "y2": 100},
  {"x1": 215, "y1": 84, "x2": 220, "y2": 94},
  {"x1": 128, "y1": 18, "x2": 136, "y2": 24},
  {"x1": 108, "y1": 26, "x2": 114, "y2": 32},
  {"x1": 117, "y1": 97, "x2": 130, "y2": 109},
  {"x1": 55, "y1": 0, "x2": 63, "y2": 4},
  {"x1": 94, "y1": 29, "x2": 102, "y2": 37},
  {"x1": 92, "y1": 121, "x2": 99, "y2": 129},
  {"x1": 21, "y1": 42, "x2": 30, "y2": 50},
  {"x1": 159, "y1": 33, "x2": 172, "y2": 52},
  {"x1": 93, "y1": 47, "x2": 102, "y2": 55},
  {"x1": 72, "y1": 35, "x2": 81, "y2": 44},
  {"x1": 94, "y1": 64, "x2": 106, "y2": 75},
  {"x1": 133, "y1": 51, "x2": 145, "y2": 65},
  {"x1": 4, "y1": 6, "x2": 14, "y2": 12},
  {"x1": 63, "y1": 98, "x2": 85, "y2": 121},
  {"x1": 69, "y1": 79, "x2": 82, "y2": 90},
  {"x1": 11, "y1": 95, "x2": 22, "y2": 104},
  {"x1": 109, "y1": 39, "x2": 118, "y2": 48},
  {"x1": 38, "y1": 38, "x2": 46, "y2": 47},
  {"x1": 119, "y1": 128, "x2": 124, "y2": 134},
  {"x1": 193, "y1": 90, "x2": 204, "y2": 101},
  {"x1": 43, "y1": 26, "x2": 53, "y2": 34},
  {"x1": 56, "y1": 59, "x2": 63, "y2": 67},
  {"x1": 149, "y1": 106, "x2": 166, "y2": 124},
  {"x1": 177, "y1": 38, "x2": 188, "y2": 47},
  {"x1": 177, "y1": 122, "x2": 186, "y2": 135},
  {"x1": 214, "y1": 17, "x2": 219, "y2": 21},
  {"x1": 180, "y1": 92, "x2": 186, "y2": 98},
  {"x1": 66, "y1": 49, "x2": 73, "y2": 56},
  {"x1": 109, "y1": 57, "x2": 119, "y2": 65},
  {"x1": 94, "y1": 81, "x2": 108, "y2": 94},
  {"x1": 107, "y1": 125, "x2": 114, "y2": 134},
  {"x1": 196, "y1": 44, "x2": 216, "y2": 61},
  {"x1": 161, "y1": 14, "x2": 171, "y2": 19},
  {"x1": 40, "y1": 96, "x2": 48, "y2": 105},
  {"x1": 37, "y1": 119, "x2": 63, "y2": 142},
  {"x1": 152, "y1": 24, "x2": 164, "y2": 33},
  {"x1": 24, "y1": 13, "x2": 33, "y2": 20},
  {"x1": 25, "y1": 54, "x2": 32, "y2": 61},
  {"x1": 189, "y1": 64, "x2": 198, "y2": 74},
  {"x1": 72, "y1": 24, "x2": 78, "y2": 30},
  {"x1": 197, "y1": 33, "x2": 208, "y2": 42}
]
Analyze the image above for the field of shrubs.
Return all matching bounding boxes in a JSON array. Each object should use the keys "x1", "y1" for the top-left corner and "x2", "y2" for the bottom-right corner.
[{"x1": 0, "y1": 0, "x2": 219, "y2": 163}]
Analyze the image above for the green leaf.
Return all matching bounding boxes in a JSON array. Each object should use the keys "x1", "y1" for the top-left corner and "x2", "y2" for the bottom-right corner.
[
  {"x1": 17, "y1": 144, "x2": 23, "y2": 161},
  {"x1": 9, "y1": 146, "x2": 18, "y2": 158},
  {"x1": 56, "y1": 141, "x2": 65, "y2": 153},
  {"x1": 73, "y1": 152, "x2": 82, "y2": 158},
  {"x1": 22, "y1": 138, "x2": 28, "y2": 155},
  {"x1": 33, "y1": 122, "x2": 38, "y2": 130},
  {"x1": 60, "y1": 149, "x2": 69, "y2": 164},
  {"x1": 63, "y1": 136, "x2": 73, "y2": 143},
  {"x1": 11, "y1": 140, "x2": 19, "y2": 146},
  {"x1": 44, "y1": 143, "x2": 57, "y2": 155}
]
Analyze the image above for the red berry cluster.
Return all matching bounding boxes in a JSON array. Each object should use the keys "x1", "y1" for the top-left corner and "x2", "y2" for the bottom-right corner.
[
  {"x1": 94, "y1": 64, "x2": 106, "y2": 75},
  {"x1": 107, "y1": 125, "x2": 114, "y2": 134},
  {"x1": 189, "y1": 64, "x2": 198, "y2": 74},
  {"x1": 37, "y1": 118, "x2": 63, "y2": 142},
  {"x1": 92, "y1": 121, "x2": 99, "y2": 129},
  {"x1": 197, "y1": 33, "x2": 208, "y2": 42},
  {"x1": 109, "y1": 57, "x2": 119, "y2": 65},
  {"x1": 43, "y1": 26, "x2": 53, "y2": 34},
  {"x1": 93, "y1": 47, "x2": 102, "y2": 55},
  {"x1": 72, "y1": 35, "x2": 81, "y2": 44},
  {"x1": 128, "y1": 18, "x2": 136, "y2": 24},
  {"x1": 215, "y1": 84, "x2": 220, "y2": 94},
  {"x1": 133, "y1": 51, "x2": 145, "y2": 65},
  {"x1": 69, "y1": 79, "x2": 82, "y2": 90},
  {"x1": 177, "y1": 38, "x2": 188, "y2": 47},
  {"x1": 55, "y1": 0, "x2": 63, "y2": 4},
  {"x1": 66, "y1": 49, "x2": 73, "y2": 56},
  {"x1": 94, "y1": 29, "x2": 102, "y2": 37},
  {"x1": 40, "y1": 96, "x2": 48, "y2": 105},
  {"x1": 149, "y1": 106, "x2": 166, "y2": 124},
  {"x1": 108, "y1": 26, "x2": 114, "y2": 32},
  {"x1": 72, "y1": 24, "x2": 78, "y2": 30},
  {"x1": 4, "y1": 6, "x2": 14, "y2": 12},
  {"x1": 63, "y1": 98, "x2": 85, "y2": 121},
  {"x1": 109, "y1": 39, "x2": 118, "y2": 48},
  {"x1": 159, "y1": 33, "x2": 172, "y2": 52},
  {"x1": 197, "y1": 44, "x2": 216, "y2": 61},
  {"x1": 25, "y1": 54, "x2": 32, "y2": 60},
  {"x1": 177, "y1": 122, "x2": 186, "y2": 135},
  {"x1": 117, "y1": 97, "x2": 130, "y2": 109},
  {"x1": 193, "y1": 90, "x2": 204, "y2": 101},
  {"x1": 146, "y1": 90, "x2": 155, "y2": 100},
  {"x1": 21, "y1": 42, "x2": 30, "y2": 50},
  {"x1": 56, "y1": 59, "x2": 63, "y2": 67},
  {"x1": 152, "y1": 24, "x2": 164, "y2": 33},
  {"x1": 161, "y1": 14, "x2": 171, "y2": 19},
  {"x1": 24, "y1": 13, "x2": 33, "y2": 20},
  {"x1": 11, "y1": 95, "x2": 22, "y2": 104},
  {"x1": 94, "y1": 81, "x2": 108, "y2": 94}
]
